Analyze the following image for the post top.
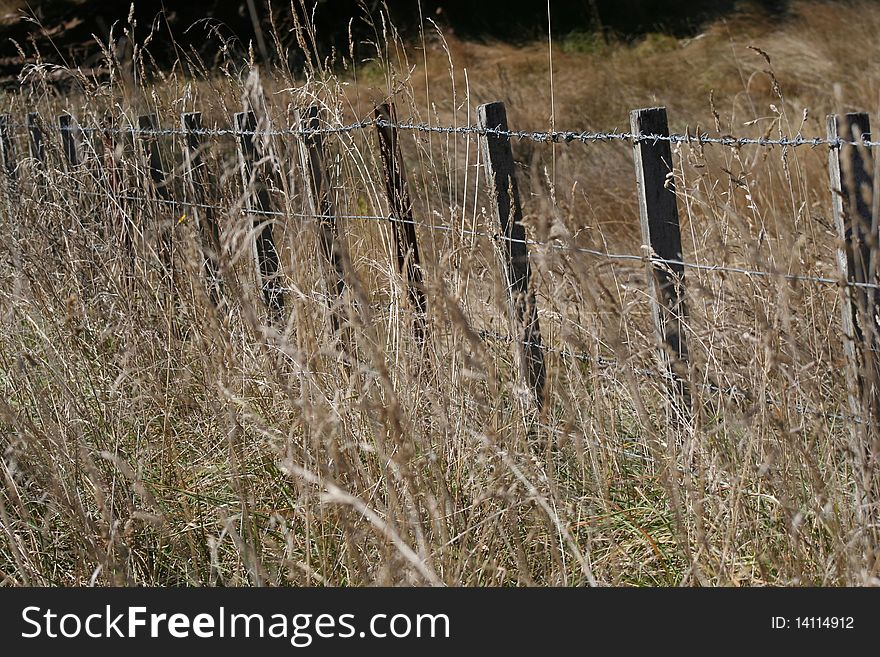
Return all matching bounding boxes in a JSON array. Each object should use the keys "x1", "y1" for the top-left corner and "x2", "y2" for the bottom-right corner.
[
  {"x1": 630, "y1": 106, "x2": 667, "y2": 117},
  {"x1": 477, "y1": 101, "x2": 508, "y2": 130}
]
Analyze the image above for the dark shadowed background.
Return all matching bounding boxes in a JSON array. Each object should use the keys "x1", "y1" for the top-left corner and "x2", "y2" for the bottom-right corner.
[{"x1": 0, "y1": 1, "x2": 793, "y2": 76}]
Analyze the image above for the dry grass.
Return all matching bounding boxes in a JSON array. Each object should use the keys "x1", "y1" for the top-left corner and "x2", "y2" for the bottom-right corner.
[{"x1": 0, "y1": 0, "x2": 879, "y2": 586}]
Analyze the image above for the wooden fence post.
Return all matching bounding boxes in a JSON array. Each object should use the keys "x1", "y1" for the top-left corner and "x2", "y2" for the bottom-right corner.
[
  {"x1": 27, "y1": 112, "x2": 61, "y2": 257},
  {"x1": 0, "y1": 114, "x2": 17, "y2": 185},
  {"x1": 26, "y1": 113, "x2": 45, "y2": 167},
  {"x1": 827, "y1": 113, "x2": 880, "y2": 443},
  {"x1": 138, "y1": 113, "x2": 172, "y2": 202},
  {"x1": 0, "y1": 114, "x2": 18, "y2": 228},
  {"x1": 375, "y1": 103, "x2": 428, "y2": 342},
  {"x1": 182, "y1": 111, "x2": 224, "y2": 306},
  {"x1": 234, "y1": 110, "x2": 285, "y2": 322},
  {"x1": 631, "y1": 106, "x2": 690, "y2": 419},
  {"x1": 477, "y1": 101, "x2": 546, "y2": 411},
  {"x1": 137, "y1": 113, "x2": 176, "y2": 298},
  {"x1": 297, "y1": 105, "x2": 347, "y2": 335},
  {"x1": 58, "y1": 114, "x2": 82, "y2": 167},
  {"x1": 0, "y1": 114, "x2": 20, "y2": 285}
]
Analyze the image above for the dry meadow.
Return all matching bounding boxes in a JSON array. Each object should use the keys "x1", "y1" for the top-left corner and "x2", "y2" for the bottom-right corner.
[{"x1": 0, "y1": 0, "x2": 879, "y2": 586}]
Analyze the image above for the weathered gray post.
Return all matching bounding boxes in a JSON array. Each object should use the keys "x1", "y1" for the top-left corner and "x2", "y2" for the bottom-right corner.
[
  {"x1": 297, "y1": 105, "x2": 347, "y2": 334},
  {"x1": 828, "y1": 113, "x2": 880, "y2": 425},
  {"x1": 235, "y1": 110, "x2": 285, "y2": 322},
  {"x1": 827, "y1": 113, "x2": 880, "y2": 528},
  {"x1": 27, "y1": 113, "x2": 59, "y2": 257},
  {"x1": 477, "y1": 101, "x2": 546, "y2": 411}
]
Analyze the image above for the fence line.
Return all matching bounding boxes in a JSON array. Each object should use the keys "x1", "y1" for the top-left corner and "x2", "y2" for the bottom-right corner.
[
  {"x1": 8, "y1": 100, "x2": 880, "y2": 448},
  {"x1": 4, "y1": 116, "x2": 878, "y2": 149}
]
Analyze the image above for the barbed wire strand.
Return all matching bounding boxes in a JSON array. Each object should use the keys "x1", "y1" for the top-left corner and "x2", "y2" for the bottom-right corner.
[
  {"x1": 7, "y1": 116, "x2": 877, "y2": 148},
  {"x1": 67, "y1": 188, "x2": 878, "y2": 292}
]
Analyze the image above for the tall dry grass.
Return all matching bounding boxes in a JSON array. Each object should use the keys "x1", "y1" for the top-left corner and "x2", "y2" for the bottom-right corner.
[{"x1": 0, "y1": 0, "x2": 878, "y2": 586}]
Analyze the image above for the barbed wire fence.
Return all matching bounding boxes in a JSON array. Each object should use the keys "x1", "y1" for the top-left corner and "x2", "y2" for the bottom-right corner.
[
  {"x1": 5, "y1": 115, "x2": 878, "y2": 148},
  {"x1": 1, "y1": 103, "x2": 876, "y2": 440}
]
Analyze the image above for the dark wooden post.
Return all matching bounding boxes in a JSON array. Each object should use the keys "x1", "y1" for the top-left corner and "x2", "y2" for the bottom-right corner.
[
  {"x1": 0, "y1": 114, "x2": 19, "y2": 279},
  {"x1": 0, "y1": 115, "x2": 17, "y2": 184},
  {"x1": 26, "y1": 113, "x2": 45, "y2": 167},
  {"x1": 375, "y1": 103, "x2": 428, "y2": 342},
  {"x1": 137, "y1": 113, "x2": 176, "y2": 295},
  {"x1": 631, "y1": 107, "x2": 690, "y2": 418},
  {"x1": 828, "y1": 113, "x2": 880, "y2": 441},
  {"x1": 58, "y1": 114, "x2": 82, "y2": 167},
  {"x1": 182, "y1": 112, "x2": 224, "y2": 306},
  {"x1": 138, "y1": 114, "x2": 172, "y2": 202},
  {"x1": 234, "y1": 110, "x2": 285, "y2": 322},
  {"x1": 477, "y1": 101, "x2": 546, "y2": 411},
  {"x1": 297, "y1": 106, "x2": 347, "y2": 334},
  {"x1": 0, "y1": 114, "x2": 18, "y2": 223}
]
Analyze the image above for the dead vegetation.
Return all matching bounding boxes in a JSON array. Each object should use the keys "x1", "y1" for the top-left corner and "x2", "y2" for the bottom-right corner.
[{"x1": 0, "y1": 0, "x2": 878, "y2": 586}]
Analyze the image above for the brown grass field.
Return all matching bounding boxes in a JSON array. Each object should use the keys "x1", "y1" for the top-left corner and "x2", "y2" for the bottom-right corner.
[{"x1": 1, "y1": 0, "x2": 880, "y2": 586}]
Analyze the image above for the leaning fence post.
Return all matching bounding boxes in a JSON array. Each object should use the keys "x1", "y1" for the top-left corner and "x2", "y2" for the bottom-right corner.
[
  {"x1": 827, "y1": 113, "x2": 880, "y2": 459},
  {"x1": 234, "y1": 110, "x2": 285, "y2": 322},
  {"x1": 631, "y1": 106, "x2": 690, "y2": 420},
  {"x1": 375, "y1": 103, "x2": 428, "y2": 342},
  {"x1": 477, "y1": 101, "x2": 546, "y2": 411},
  {"x1": 182, "y1": 111, "x2": 224, "y2": 307}
]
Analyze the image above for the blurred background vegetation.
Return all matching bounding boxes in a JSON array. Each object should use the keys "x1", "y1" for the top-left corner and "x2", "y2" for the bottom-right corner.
[{"x1": 0, "y1": 0, "x2": 795, "y2": 77}]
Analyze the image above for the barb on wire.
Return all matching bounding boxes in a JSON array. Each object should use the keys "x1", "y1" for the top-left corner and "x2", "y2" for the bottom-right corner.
[
  {"x1": 374, "y1": 118, "x2": 863, "y2": 149},
  {"x1": 48, "y1": 119, "x2": 378, "y2": 138}
]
